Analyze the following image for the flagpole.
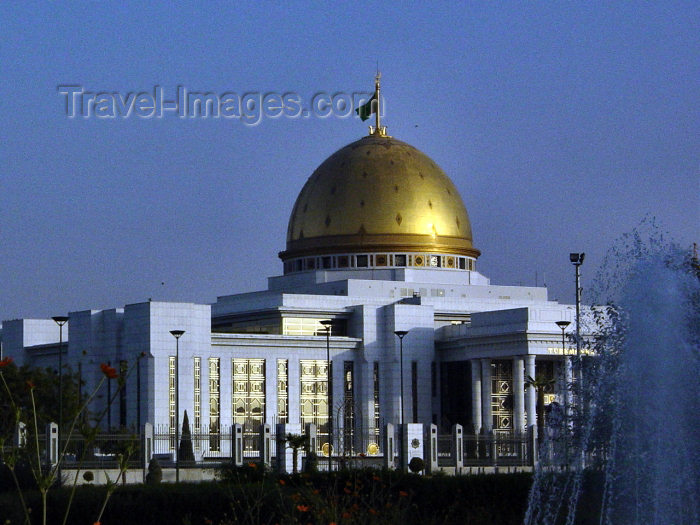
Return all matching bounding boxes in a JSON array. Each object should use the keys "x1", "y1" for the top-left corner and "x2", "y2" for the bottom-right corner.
[{"x1": 375, "y1": 71, "x2": 381, "y2": 135}]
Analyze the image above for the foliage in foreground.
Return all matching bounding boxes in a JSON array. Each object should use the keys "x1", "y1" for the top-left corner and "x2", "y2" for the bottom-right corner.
[{"x1": 0, "y1": 469, "x2": 534, "y2": 525}]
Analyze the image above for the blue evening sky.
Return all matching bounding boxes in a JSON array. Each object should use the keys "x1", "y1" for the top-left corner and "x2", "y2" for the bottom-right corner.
[{"x1": 1, "y1": 2, "x2": 698, "y2": 321}]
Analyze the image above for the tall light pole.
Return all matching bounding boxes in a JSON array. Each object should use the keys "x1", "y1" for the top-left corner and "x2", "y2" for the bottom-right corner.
[
  {"x1": 569, "y1": 253, "x2": 585, "y2": 389},
  {"x1": 394, "y1": 331, "x2": 409, "y2": 426},
  {"x1": 52, "y1": 315, "x2": 68, "y2": 481},
  {"x1": 556, "y1": 320, "x2": 571, "y2": 466},
  {"x1": 170, "y1": 330, "x2": 185, "y2": 483},
  {"x1": 52, "y1": 317, "x2": 69, "y2": 430},
  {"x1": 319, "y1": 320, "x2": 333, "y2": 472}
]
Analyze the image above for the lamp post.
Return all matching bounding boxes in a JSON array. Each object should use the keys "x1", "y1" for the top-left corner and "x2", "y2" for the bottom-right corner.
[
  {"x1": 556, "y1": 320, "x2": 571, "y2": 466},
  {"x1": 170, "y1": 330, "x2": 185, "y2": 483},
  {"x1": 52, "y1": 316, "x2": 68, "y2": 480},
  {"x1": 394, "y1": 331, "x2": 409, "y2": 426},
  {"x1": 569, "y1": 253, "x2": 585, "y2": 388},
  {"x1": 319, "y1": 320, "x2": 333, "y2": 472},
  {"x1": 51, "y1": 316, "x2": 69, "y2": 430}
]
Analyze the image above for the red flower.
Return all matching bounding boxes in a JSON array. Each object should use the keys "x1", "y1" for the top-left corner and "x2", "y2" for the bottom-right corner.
[
  {"x1": 0, "y1": 357, "x2": 13, "y2": 368},
  {"x1": 296, "y1": 504, "x2": 310, "y2": 512},
  {"x1": 25, "y1": 380, "x2": 35, "y2": 390},
  {"x1": 100, "y1": 363, "x2": 118, "y2": 379},
  {"x1": 279, "y1": 479, "x2": 286, "y2": 485},
  {"x1": 399, "y1": 490, "x2": 408, "y2": 497}
]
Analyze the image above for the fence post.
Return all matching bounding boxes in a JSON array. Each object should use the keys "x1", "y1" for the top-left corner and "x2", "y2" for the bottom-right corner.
[
  {"x1": 142, "y1": 422, "x2": 153, "y2": 482},
  {"x1": 260, "y1": 424, "x2": 272, "y2": 468},
  {"x1": 46, "y1": 422, "x2": 58, "y2": 467},
  {"x1": 490, "y1": 431, "x2": 498, "y2": 467},
  {"x1": 233, "y1": 424, "x2": 244, "y2": 467},
  {"x1": 15, "y1": 422, "x2": 27, "y2": 448},
  {"x1": 276, "y1": 423, "x2": 301, "y2": 474},
  {"x1": 304, "y1": 423, "x2": 317, "y2": 453},
  {"x1": 383, "y1": 423, "x2": 395, "y2": 470},
  {"x1": 402, "y1": 423, "x2": 424, "y2": 473},
  {"x1": 452, "y1": 424, "x2": 464, "y2": 473},
  {"x1": 425, "y1": 424, "x2": 438, "y2": 474}
]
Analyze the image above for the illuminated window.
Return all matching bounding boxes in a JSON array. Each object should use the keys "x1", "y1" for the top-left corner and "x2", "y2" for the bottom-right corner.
[
  {"x1": 232, "y1": 358, "x2": 266, "y2": 452},
  {"x1": 343, "y1": 361, "x2": 355, "y2": 454},
  {"x1": 209, "y1": 358, "x2": 220, "y2": 451},
  {"x1": 169, "y1": 356, "x2": 176, "y2": 449},
  {"x1": 373, "y1": 362, "x2": 380, "y2": 443},
  {"x1": 283, "y1": 318, "x2": 347, "y2": 336},
  {"x1": 300, "y1": 360, "x2": 331, "y2": 453},
  {"x1": 277, "y1": 359, "x2": 288, "y2": 423},
  {"x1": 194, "y1": 357, "x2": 201, "y2": 449}
]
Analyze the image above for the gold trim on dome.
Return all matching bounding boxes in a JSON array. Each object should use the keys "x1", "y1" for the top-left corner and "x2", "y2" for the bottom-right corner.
[
  {"x1": 282, "y1": 134, "x2": 479, "y2": 262},
  {"x1": 280, "y1": 232, "x2": 480, "y2": 261}
]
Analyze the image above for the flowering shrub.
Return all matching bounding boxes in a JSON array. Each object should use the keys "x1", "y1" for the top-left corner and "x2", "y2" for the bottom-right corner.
[{"x1": 0, "y1": 357, "x2": 139, "y2": 525}]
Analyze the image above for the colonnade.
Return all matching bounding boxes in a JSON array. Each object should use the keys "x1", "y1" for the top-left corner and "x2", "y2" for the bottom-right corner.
[{"x1": 470, "y1": 356, "x2": 538, "y2": 435}]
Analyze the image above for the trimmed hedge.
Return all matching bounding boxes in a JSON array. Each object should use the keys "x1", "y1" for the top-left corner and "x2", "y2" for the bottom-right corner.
[{"x1": 0, "y1": 471, "x2": 534, "y2": 525}]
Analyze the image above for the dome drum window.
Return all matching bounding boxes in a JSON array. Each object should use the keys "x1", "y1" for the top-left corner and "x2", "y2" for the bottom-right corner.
[{"x1": 282, "y1": 252, "x2": 476, "y2": 274}]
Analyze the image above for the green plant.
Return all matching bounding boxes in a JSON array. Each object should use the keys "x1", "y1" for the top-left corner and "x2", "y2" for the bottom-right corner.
[
  {"x1": 178, "y1": 410, "x2": 195, "y2": 463},
  {"x1": 304, "y1": 451, "x2": 318, "y2": 473},
  {"x1": 284, "y1": 433, "x2": 309, "y2": 475},
  {"x1": 0, "y1": 356, "x2": 138, "y2": 525},
  {"x1": 145, "y1": 457, "x2": 162, "y2": 484},
  {"x1": 409, "y1": 456, "x2": 425, "y2": 473}
]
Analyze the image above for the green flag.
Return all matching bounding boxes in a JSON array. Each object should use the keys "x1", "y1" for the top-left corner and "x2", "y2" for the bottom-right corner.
[{"x1": 356, "y1": 91, "x2": 377, "y2": 121}]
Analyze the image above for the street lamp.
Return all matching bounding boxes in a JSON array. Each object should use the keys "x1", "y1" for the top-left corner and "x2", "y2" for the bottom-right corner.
[
  {"x1": 170, "y1": 330, "x2": 185, "y2": 483},
  {"x1": 394, "y1": 330, "x2": 409, "y2": 425},
  {"x1": 319, "y1": 320, "x2": 333, "y2": 472},
  {"x1": 52, "y1": 316, "x2": 69, "y2": 431},
  {"x1": 569, "y1": 253, "x2": 585, "y2": 387},
  {"x1": 556, "y1": 320, "x2": 571, "y2": 465},
  {"x1": 52, "y1": 315, "x2": 68, "y2": 481},
  {"x1": 555, "y1": 321, "x2": 570, "y2": 355}
]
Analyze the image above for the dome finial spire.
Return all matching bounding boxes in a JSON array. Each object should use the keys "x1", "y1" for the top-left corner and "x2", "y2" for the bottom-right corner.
[
  {"x1": 371, "y1": 71, "x2": 387, "y2": 137},
  {"x1": 356, "y1": 70, "x2": 387, "y2": 136}
]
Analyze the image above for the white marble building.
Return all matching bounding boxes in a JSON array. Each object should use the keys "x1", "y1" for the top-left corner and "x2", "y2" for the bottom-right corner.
[{"x1": 1, "y1": 129, "x2": 584, "y2": 457}]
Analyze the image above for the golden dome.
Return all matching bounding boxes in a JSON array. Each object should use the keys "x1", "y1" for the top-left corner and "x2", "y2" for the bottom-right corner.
[{"x1": 280, "y1": 134, "x2": 479, "y2": 262}]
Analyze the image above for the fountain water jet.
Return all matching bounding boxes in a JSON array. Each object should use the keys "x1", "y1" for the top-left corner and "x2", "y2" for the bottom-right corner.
[{"x1": 525, "y1": 226, "x2": 699, "y2": 524}]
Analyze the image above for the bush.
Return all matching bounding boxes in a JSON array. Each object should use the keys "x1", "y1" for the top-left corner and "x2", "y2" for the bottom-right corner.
[
  {"x1": 303, "y1": 451, "x2": 318, "y2": 473},
  {"x1": 409, "y1": 457, "x2": 425, "y2": 473},
  {"x1": 217, "y1": 460, "x2": 267, "y2": 484},
  {"x1": 145, "y1": 457, "x2": 162, "y2": 485},
  {"x1": 0, "y1": 470, "x2": 536, "y2": 525}
]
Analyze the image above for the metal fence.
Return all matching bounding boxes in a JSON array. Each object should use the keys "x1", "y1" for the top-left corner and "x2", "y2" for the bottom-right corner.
[{"x1": 6, "y1": 423, "x2": 537, "y2": 472}]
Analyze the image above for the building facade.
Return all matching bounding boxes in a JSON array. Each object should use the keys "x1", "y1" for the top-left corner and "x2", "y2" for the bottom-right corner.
[{"x1": 1, "y1": 129, "x2": 581, "y2": 458}]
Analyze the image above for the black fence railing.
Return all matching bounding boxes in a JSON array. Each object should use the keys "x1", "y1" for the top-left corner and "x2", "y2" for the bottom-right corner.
[{"x1": 7, "y1": 423, "x2": 541, "y2": 472}]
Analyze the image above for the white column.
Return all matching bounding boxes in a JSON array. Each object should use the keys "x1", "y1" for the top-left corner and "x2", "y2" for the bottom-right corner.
[
  {"x1": 480, "y1": 359, "x2": 492, "y2": 432},
  {"x1": 525, "y1": 355, "x2": 536, "y2": 431},
  {"x1": 470, "y1": 360, "x2": 482, "y2": 434},
  {"x1": 513, "y1": 357, "x2": 525, "y2": 433}
]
